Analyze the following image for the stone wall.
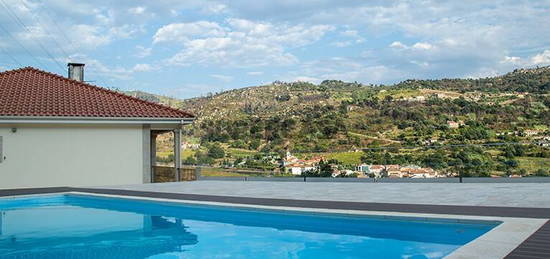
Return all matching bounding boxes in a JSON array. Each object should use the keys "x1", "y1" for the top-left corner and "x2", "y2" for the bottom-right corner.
[{"x1": 153, "y1": 166, "x2": 197, "y2": 182}]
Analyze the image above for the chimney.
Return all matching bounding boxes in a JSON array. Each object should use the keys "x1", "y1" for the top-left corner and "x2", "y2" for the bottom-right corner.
[{"x1": 67, "y1": 63, "x2": 85, "y2": 82}]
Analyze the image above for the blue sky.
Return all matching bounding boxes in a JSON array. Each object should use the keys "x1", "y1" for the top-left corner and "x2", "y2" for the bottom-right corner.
[{"x1": 0, "y1": 0, "x2": 549, "y2": 99}]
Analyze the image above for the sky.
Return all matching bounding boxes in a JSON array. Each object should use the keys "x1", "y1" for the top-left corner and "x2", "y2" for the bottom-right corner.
[{"x1": 0, "y1": 0, "x2": 549, "y2": 99}]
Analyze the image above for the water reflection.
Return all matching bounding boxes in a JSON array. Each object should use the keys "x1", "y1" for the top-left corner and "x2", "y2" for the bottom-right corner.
[{"x1": 0, "y1": 210, "x2": 197, "y2": 258}]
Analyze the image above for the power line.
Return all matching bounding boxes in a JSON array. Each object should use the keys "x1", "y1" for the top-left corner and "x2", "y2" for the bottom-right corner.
[
  {"x1": 0, "y1": 21, "x2": 47, "y2": 68},
  {"x1": 0, "y1": 0, "x2": 65, "y2": 73},
  {"x1": 0, "y1": 45, "x2": 23, "y2": 67},
  {"x1": 38, "y1": 1, "x2": 77, "y2": 55},
  {"x1": 36, "y1": 2, "x2": 114, "y2": 87},
  {"x1": 18, "y1": 0, "x2": 71, "y2": 61}
]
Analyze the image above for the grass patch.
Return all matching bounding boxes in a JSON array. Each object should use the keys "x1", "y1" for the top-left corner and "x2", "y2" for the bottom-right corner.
[
  {"x1": 226, "y1": 148, "x2": 258, "y2": 158},
  {"x1": 377, "y1": 89, "x2": 421, "y2": 99},
  {"x1": 517, "y1": 157, "x2": 550, "y2": 173},
  {"x1": 327, "y1": 151, "x2": 363, "y2": 165},
  {"x1": 156, "y1": 151, "x2": 172, "y2": 159},
  {"x1": 182, "y1": 149, "x2": 195, "y2": 159},
  {"x1": 200, "y1": 167, "x2": 248, "y2": 177},
  {"x1": 157, "y1": 149, "x2": 197, "y2": 160}
]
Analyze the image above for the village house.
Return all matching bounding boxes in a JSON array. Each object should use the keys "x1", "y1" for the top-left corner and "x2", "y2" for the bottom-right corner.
[
  {"x1": 400, "y1": 166, "x2": 439, "y2": 178},
  {"x1": 0, "y1": 65, "x2": 194, "y2": 188},
  {"x1": 367, "y1": 165, "x2": 385, "y2": 177},
  {"x1": 383, "y1": 165, "x2": 402, "y2": 178},
  {"x1": 332, "y1": 169, "x2": 356, "y2": 178},
  {"x1": 283, "y1": 152, "x2": 322, "y2": 175},
  {"x1": 355, "y1": 164, "x2": 441, "y2": 178},
  {"x1": 356, "y1": 164, "x2": 370, "y2": 174}
]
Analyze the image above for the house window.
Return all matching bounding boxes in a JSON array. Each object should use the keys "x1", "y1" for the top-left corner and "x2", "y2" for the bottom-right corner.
[{"x1": 0, "y1": 136, "x2": 3, "y2": 163}]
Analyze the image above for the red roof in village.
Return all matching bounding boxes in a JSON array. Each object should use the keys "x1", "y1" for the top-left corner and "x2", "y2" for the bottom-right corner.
[{"x1": 0, "y1": 67, "x2": 194, "y2": 119}]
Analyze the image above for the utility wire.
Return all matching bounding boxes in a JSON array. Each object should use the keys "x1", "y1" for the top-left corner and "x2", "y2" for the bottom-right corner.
[
  {"x1": 0, "y1": 21, "x2": 47, "y2": 68},
  {"x1": 0, "y1": 0, "x2": 65, "y2": 73},
  {"x1": 0, "y1": 45, "x2": 23, "y2": 67},
  {"x1": 18, "y1": 0, "x2": 71, "y2": 61},
  {"x1": 38, "y1": 2, "x2": 113, "y2": 88},
  {"x1": 38, "y1": 1, "x2": 77, "y2": 56}
]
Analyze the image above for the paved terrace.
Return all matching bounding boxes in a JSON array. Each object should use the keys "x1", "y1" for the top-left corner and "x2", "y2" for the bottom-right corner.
[
  {"x1": 104, "y1": 181, "x2": 550, "y2": 208},
  {"x1": 87, "y1": 181, "x2": 550, "y2": 259},
  {"x1": 2, "y1": 181, "x2": 550, "y2": 259}
]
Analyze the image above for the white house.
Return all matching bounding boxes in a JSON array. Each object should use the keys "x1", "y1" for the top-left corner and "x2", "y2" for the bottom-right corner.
[
  {"x1": 0, "y1": 64, "x2": 194, "y2": 189},
  {"x1": 289, "y1": 164, "x2": 316, "y2": 175}
]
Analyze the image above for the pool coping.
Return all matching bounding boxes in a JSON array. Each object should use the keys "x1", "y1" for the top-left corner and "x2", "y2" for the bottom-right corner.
[{"x1": 1, "y1": 187, "x2": 549, "y2": 259}]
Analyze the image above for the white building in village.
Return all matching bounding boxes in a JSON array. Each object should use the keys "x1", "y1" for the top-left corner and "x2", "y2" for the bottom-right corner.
[{"x1": 0, "y1": 64, "x2": 194, "y2": 189}]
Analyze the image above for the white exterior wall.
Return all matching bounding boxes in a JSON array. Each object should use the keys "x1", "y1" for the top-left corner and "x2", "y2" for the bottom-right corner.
[
  {"x1": 0, "y1": 124, "x2": 146, "y2": 189},
  {"x1": 290, "y1": 167, "x2": 302, "y2": 175}
]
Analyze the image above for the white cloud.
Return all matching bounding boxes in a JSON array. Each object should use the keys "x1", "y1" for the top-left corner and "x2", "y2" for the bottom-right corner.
[
  {"x1": 341, "y1": 30, "x2": 359, "y2": 38},
  {"x1": 2, "y1": 0, "x2": 549, "y2": 92},
  {"x1": 389, "y1": 41, "x2": 433, "y2": 50},
  {"x1": 210, "y1": 74, "x2": 233, "y2": 82},
  {"x1": 202, "y1": 3, "x2": 227, "y2": 14},
  {"x1": 293, "y1": 76, "x2": 321, "y2": 83},
  {"x1": 153, "y1": 21, "x2": 226, "y2": 44},
  {"x1": 531, "y1": 50, "x2": 550, "y2": 65},
  {"x1": 219, "y1": 1, "x2": 548, "y2": 79},
  {"x1": 135, "y1": 45, "x2": 152, "y2": 58},
  {"x1": 108, "y1": 24, "x2": 143, "y2": 39},
  {"x1": 338, "y1": 29, "x2": 365, "y2": 45},
  {"x1": 412, "y1": 42, "x2": 433, "y2": 50},
  {"x1": 501, "y1": 56, "x2": 521, "y2": 65},
  {"x1": 331, "y1": 41, "x2": 352, "y2": 47},
  {"x1": 69, "y1": 24, "x2": 111, "y2": 48},
  {"x1": 132, "y1": 63, "x2": 157, "y2": 72},
  {"x1": 389, "y1": 41, "x2": 406, "y2": 49},
  {"x1": 496, "y1": 49, "x2": 550, "y2": 68},
  {"x1": 247, "y1": 71, "x2": 263, "y2": 76},
  {"x1": 410, "y1": 60, "x2": 430, "y2": 67},
  {"x1": 129, "y1": 6, "x2": 146, "y2": 15},
  {"x1": 154, "y1": 19, "x2": 333, "y2": 67},
  {"x1": 286, "y1": 57, "x2": 402, "y2": 84}
]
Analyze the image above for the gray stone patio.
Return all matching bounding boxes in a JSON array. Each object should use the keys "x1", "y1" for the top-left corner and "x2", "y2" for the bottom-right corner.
[{"x1": 101, "y1": 181, "x2": 550, "y2": 208}]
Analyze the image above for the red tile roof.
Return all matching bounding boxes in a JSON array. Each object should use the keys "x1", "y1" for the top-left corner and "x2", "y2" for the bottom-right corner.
[{"x1": 0, "y1": 67, "x2": 194, "y2": 119}]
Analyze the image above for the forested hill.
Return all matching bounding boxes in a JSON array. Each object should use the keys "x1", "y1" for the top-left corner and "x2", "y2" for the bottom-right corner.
[
  {"x1": 128, "y1": 66, "x2": 549, "y2": 155},
  {"x1": 124, "y1": 67, "x2": 549, "y2": 176},
  {"x1": 164, "y1": 67, "x2": 547, "y2": 152}
]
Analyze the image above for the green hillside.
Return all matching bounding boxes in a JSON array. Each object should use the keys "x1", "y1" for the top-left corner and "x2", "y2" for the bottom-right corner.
[{"x1": 126, "y1": 66, "x2": 550, "y2": 176}]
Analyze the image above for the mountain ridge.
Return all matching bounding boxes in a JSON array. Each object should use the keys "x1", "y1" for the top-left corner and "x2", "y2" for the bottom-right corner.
[{"x1": 125, "y1": 66, "x2": 549, "y2": 176}]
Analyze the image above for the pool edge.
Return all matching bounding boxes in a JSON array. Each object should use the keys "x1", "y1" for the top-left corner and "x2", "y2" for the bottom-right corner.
[
  {"x1": 66, "y1": 191, "x2": 546, "y2": 259},
  {"x1": 1, "y1": 187, "x2": 548, "y2": 259}
]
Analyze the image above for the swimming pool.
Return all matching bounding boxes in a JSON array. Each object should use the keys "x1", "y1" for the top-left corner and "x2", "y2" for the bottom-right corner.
[{"x1": 0, "y1": 194, "x2": 499, "y2": 259}]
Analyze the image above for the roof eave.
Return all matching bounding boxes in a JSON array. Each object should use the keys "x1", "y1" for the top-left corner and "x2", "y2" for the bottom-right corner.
[{"x1": 0, "y1": 116, "x2": 195, "y2": 125}]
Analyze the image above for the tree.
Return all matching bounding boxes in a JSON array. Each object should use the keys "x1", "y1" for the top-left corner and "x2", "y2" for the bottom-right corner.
[
  {"x1": 535, "y1": 169, "x2": 549, "y2": 177},
  {"x1": 183, "y1": 156, "x2": 197, "y2": 165},
  {"x1": 207, "y1": 144, "x2": 225, "y2": 159},
  {"x1": 249, "y1": 139, "x2": 261, "y2": 150},
  {"x1": 319, "y1": 159, "x2": 336, "y2": 177},
  {"x1": 422, "y1": 150, "x2": 448, "y2": 169},
  {"x1": 194, "y1": 151, "x2": 214, "y2": 165},
  {"x1": 451, "y1": 147, "x2": 494, "y2": 177}
]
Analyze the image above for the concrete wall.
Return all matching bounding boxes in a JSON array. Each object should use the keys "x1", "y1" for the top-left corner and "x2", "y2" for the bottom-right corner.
[{"x1": 0, "y1": 124, "x2": 146, "y2": 189}]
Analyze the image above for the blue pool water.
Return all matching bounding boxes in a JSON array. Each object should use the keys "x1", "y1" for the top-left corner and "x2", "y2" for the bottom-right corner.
[{"x1": 0, "y1": 194, "x2": 499, "y2": 259}]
